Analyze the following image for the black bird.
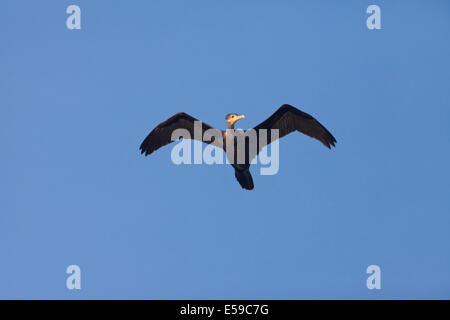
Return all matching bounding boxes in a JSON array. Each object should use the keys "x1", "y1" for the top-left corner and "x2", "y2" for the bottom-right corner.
[{"x1": 139, "y1": 104, "x2": 336, "y2": 190}]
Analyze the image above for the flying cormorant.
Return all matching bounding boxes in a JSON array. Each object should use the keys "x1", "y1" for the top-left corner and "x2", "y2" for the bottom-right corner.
[{"x1": 139, "y1": 104, "x2": 336, "y2": 190}]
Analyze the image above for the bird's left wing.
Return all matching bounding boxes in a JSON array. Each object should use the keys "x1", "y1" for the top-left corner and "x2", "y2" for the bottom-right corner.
[
  {"x1": 140, "y1": 112, "x2": 223, "y2": 156},
  {"x1": 251, "y1": 104, "x2": 336, "y2": 157}
]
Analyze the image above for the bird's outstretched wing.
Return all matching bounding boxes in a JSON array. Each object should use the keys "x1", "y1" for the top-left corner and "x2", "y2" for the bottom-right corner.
[
  {"x1": 140, "y1": 112, "x2": 222, "y2": 156},
  {"x1": 251, "y1": 104, "x2": 336, "y2": 155}
]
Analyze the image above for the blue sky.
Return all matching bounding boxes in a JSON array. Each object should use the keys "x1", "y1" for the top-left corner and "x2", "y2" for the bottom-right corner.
[{"x1": 1, "y1": 0, "x2": 449, "y2": 299}]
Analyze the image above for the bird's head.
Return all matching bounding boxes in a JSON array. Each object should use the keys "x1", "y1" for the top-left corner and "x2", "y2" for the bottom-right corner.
[{"x1": 225, "y1": 113, "x2": 245, "y2": 129}]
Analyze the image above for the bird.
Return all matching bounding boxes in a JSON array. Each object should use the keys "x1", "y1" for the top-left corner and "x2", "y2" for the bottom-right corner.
[{"x1": 139, "y1": 104, "x2": 336, "y2": 190}]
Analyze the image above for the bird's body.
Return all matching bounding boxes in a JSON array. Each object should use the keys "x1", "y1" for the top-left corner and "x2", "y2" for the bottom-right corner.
[{"x1": 140, "y1": 104, "x2": 336, "y2": 190}]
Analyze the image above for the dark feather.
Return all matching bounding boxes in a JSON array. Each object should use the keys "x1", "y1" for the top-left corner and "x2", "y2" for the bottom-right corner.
[
  {"x1": 252, "y1": 104, "x2": 336, "y2": 153},
  {"x1": 139, "y1": 112, "x2": 222, "y2": 156}
]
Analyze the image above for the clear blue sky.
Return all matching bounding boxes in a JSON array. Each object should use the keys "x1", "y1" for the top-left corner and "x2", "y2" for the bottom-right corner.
[{"x1": 1, "y1": 0, "x2": 449, "y2": 299}]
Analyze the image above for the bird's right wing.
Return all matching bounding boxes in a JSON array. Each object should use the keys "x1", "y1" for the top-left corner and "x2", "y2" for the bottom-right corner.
[{"x1": 140, "y1": 112, "x2": 223, "y2": 156}]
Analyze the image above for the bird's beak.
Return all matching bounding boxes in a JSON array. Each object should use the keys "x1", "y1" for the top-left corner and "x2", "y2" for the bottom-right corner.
[{"x1": 232, "y1": 115, "x2": 245, "y2": 124}]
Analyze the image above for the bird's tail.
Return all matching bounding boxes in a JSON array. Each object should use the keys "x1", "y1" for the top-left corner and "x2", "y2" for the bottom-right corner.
[{"x1": 234, "y1": 169, "x2": 254, "y2": 190}]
